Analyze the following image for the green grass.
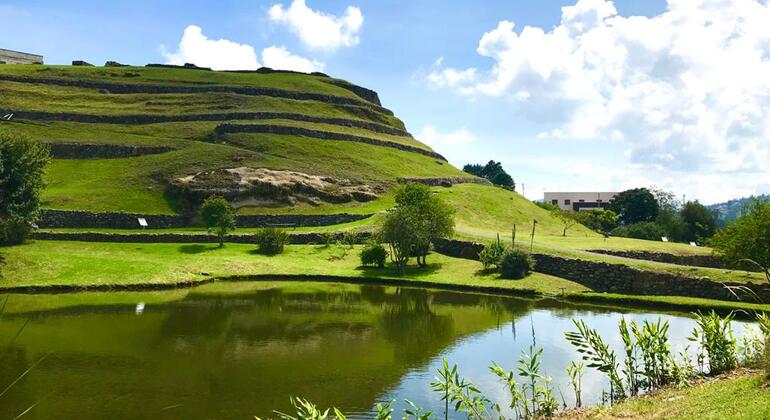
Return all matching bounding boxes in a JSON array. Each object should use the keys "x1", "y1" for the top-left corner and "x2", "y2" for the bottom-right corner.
[
  {"x1": 0, "y1": 65, "x2": 368, "y2": 99},
  {"x1": 578, "y1": 371, "x2": 770, "y2": 419},
  {"x1": 2, "y1": 241, "x2": 769, "y2": 313}
]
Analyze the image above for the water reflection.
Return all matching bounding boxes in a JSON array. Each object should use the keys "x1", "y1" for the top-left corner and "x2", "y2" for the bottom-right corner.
[{"x1": 0, "y1": 282, "x2": 749, "y2": 419}]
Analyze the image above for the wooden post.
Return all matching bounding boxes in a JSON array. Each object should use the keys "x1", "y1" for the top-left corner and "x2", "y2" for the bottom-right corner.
[
  {"x1": 530, "y1": 220, "x2": 537, "y2": 251},
  {"x1": 512, "y1": 224, "x2": 516, "y2": 247}
]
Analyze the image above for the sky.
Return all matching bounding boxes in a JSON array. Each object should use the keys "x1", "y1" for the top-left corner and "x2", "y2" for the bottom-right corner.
[{"x1": 2, "y1": 0, "x2": 769, "y2": 205}]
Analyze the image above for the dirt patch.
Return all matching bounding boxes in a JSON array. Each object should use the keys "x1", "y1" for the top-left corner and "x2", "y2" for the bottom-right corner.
[{"x1": 173, "y1": 167, "x2": 383, "y2": 207}]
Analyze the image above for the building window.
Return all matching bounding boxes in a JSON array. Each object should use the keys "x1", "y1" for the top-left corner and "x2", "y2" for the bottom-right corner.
[
  {"x1": 564, "y1": 199, "x2": 571, "y2": 205},
  {"x1": 551, "y1": 199, "x2": 558, "y2": 205},
  {"x1": 579, "y1": 199, "x2": 585, "y2": 203}
]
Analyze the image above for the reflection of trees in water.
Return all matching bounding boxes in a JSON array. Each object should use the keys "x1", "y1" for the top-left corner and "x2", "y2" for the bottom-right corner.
[
  {"x1": 0, "y1": 346, "x2": 35, "y2": 417},
  {"x1": 377, "y1": 288, "x2": 455, "y2": 365}
]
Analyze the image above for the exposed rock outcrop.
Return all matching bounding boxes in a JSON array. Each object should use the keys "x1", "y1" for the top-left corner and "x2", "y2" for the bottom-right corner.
[{"x1": 174, "y1": 168, "x2": 383, "y2": 207}]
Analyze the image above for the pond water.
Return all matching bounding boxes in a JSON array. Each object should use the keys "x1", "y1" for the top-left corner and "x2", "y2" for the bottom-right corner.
[{"x1": 0, "y1": 281, "x2": 751, "y2": 419}]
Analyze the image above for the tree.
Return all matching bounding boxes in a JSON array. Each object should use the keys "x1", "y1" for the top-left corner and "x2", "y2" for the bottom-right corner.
[
  {"x1": 680, "y1": 201, "x2": 718, "y2": 243},
  {"x1": 0, "y1": 132, "x2": 50, "y2": 245},
  {"x1": 609, "y1": 188, "x2": 659, "y2": 225},
  {"x1": 463, "y1": 160, "x2": 515, "y2": 190},
  {"x1": 551, "y1": 208, "x2": 578, "y2": 236},
  {"x1": 709, "y1": 198, "x2": 770, "y2": 280},
  {"x1": 380, "y1": 183, "x2": 455, "y2": 269},
  {"x1": 200, "y1": 195, "x2": 235, "y2": 247},
  {"x1": 574, "y1": 209, "x2": 618, "y2": 233},
  {"x1": 610, "y1": 222, "x2": 667, "y2": 241}
]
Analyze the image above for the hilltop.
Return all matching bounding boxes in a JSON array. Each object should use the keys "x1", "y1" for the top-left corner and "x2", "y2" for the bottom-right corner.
[{"x1": 0, "y1": 64, "x2": 589, "y2": 237}]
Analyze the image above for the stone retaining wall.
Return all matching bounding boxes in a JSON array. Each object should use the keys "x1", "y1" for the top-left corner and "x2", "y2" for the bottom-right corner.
[
  {"x1": 586, "y1": 249, "x2": 741, "y2": 270},
  {"x1": 46, "y1": 142, "x2": 174, "y2": 159},
  {"x1": 0, "y1": 74, "x2": 394, "y2": 116},
  {"x1": 215, "y1": 124, "x2": 446, "y2": 161},
  {"x1": 2, "y1": 109, "x2": 408, "y2": 137},
  {"x1": 432, "y1": 238, "x2": 770, "y2": 302},
  {"x1": 31, "y1": 231, "x2": 371, "y2": 245},
  {"x1": 397, "y1": 177, "x2": 491, "y2": 187},
  {"x1": 39, "y1": 209, "x2": 372, "y2": 229}
]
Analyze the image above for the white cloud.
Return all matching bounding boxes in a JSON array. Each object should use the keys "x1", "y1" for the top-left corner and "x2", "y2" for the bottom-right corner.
[
  {"x1": 269, "y1": 0, "x2": 363, "y2": 50},
  {"x1": 418, "y1": 125, "x2": 475, "y2": 147},
  {"x1": 162, "y1": 25, "x2": 324, "y2": 73},
  {"x1": 161, "y1": 25, "x2": 260, "y2": 70},
  {"x1": 427, "y1": 0, "x2": 770, "y2": 199},
  {"x1": 262, "y1": 45, "x2": 324, "y2": 73}
]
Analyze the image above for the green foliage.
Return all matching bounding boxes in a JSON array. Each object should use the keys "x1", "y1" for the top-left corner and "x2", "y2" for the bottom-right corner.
[
  {"x1": 341, "y1": 232, "x2": 357, "y2": 249},
  {"x1": 463, "y1": 160, "x2": 515, "y2": 190},
  {"x1": 380, "y1": 183, "x2": 455, "y2": 269},
  {"x1": 260, "y1": 397, "x2": 347, "y2": 420},
  {"x1": 533, "y1": 201, "x2": 559, "y2": 212},
  {"x1": 254, "y1": 227, "x2": 289, "y2": 255},
  {"x1": 550, "y1": 208, "x2": 579, "y2": 236},
  {"x1": 431, "y1": 358, "x2": 499, "y2": 420},
  {"x1": 574, "y1": 209, "x2": 618, "y2": 233},
  {"x1": 566, "y1": 361, "x2": 584, "y2": 408},
  {"x1": 360, "y1": 243, "x2": 388, "y2": 268},
  {"x1": 680, "y1": 201, "x2": 718, "y2": 242},
  {"x1": 611, "y1": 222, "x2": 667, "y2": 241},
  {"x1": 499, "y1": 248, "x2": 535, "y2": 279},
  {"x1": 689, "y1": 311, "x2": 737, "y2": 375},
  {"x1": 490, "y1": 345, "x2": 558, "y2": 419},
  {"x1": 200, "y1": 195, "x2": 235, "y2": 246},
  {"x1": 609, "y1": 188, "x2": 660, "y2": 225},
  {"x1": 565, "y1": 319, "x2": 625, "y2": 401},
  {"x1": 0, "y1": 131, "x2": 50, "y2": 245},
  {"x1": 478, "y1": 234, "x2": 507, "y2": 270},
  {"x1": 709, "y1": 198, "x2": 770, "y2": 278}
]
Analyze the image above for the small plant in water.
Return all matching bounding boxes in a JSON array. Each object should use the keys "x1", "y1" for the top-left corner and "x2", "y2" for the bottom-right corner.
[
  {"x1": 432, "y1": 358, "x2": 500, "y2": 420},
  {"x1": 689, "y1": 311, "x2": 737, "y2": 375},
  {"x1": 566, "y1": 361, "x2": 584, "y2": 408},
  {"x1": 565, "y1": 319, "x2": 625, "y2": 402},
  {"x1": 490, "y1": 345, "x2": 557, "y2": 419}
]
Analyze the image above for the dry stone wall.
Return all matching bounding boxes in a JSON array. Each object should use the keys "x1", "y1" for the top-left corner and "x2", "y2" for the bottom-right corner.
[
  {"x1": 432, "y1": 238, "x2": 770, "y2": 302},
  {"x1": 39, "y1": 209, "x2": 372, "y2": 229},
  {"x1": 31, "y1": 231, "x2": 371, "y2": 245},
  {"x1": 46, "y1": 143, "x2": 174, "y2": 159},
  {"x1": 586, "y1": 249, "x2": 738, "y2": 270}
]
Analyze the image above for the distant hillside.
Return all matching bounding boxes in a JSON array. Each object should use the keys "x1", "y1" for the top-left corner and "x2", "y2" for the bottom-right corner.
[
  {"x1": 0, "y1": 63, "x2": 595, "y2": 237},
  {"x1": 708, "y1": 195, "x2": 769, "y2": 225}
]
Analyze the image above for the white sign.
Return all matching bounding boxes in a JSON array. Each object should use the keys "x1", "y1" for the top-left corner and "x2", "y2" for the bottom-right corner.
[
  {"x1": 690, "y1": 241, "x2": 698, "y2": 247},
  {"x1": 137, "y1": 218, "x2": 148, "y2": 227},
  {"x1": 661, "y1": 237, "x2": 669, "y2": 242}
]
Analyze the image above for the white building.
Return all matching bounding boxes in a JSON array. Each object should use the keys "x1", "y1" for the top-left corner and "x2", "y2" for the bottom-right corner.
[
  {"x1": 0, "y1": 48, "x2": 44, "y2": 65},
  {"x1": 544, "y1": 192, "x2": 619, "y2": 212}
]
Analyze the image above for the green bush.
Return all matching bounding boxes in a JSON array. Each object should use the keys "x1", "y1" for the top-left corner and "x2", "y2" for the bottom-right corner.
[
  {"x1": 499, "y1": 248, "x2": 535, "y2": 279},
  {"x1": 611, "y1": 222, "x2": 667, "y2": 241},
  {"x1": 0, "y1": 217, "x2": 33, "y2": 246},
  {"x1": 254, "y1": 228, "x2": 288, "y2": 255},
  {"x1": 360, "y1": 243, "x2": 388, "y2": 268},
  {"x1": 478, "y1": 237, "x2": 507, "y2": 270},
  {"x1": 200, "y1": 195, "x2": 235, "y2": 247},
  {"x1": 342, "y1": 232, "x2": 357, "y2": 249}
]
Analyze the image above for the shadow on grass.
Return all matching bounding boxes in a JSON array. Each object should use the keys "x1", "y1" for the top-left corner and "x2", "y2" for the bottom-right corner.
[
  {"x1": 178, "y1": 244, "x2": 221, "y2": 254},
  {"x1": 473, "y1": 268, "x2": 499, "y2": 278},
  {"x1": 356, "y1": 263, "x2": 442, "y2": 279}
]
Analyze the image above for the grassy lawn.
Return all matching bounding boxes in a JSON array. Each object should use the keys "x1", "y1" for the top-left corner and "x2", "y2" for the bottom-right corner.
[
  {"x1": 2, "y1": 240, "x2": 769, "y2": 313},
  {"x1": 574, "y1": 371, "x2": 770, "y2": 419}
]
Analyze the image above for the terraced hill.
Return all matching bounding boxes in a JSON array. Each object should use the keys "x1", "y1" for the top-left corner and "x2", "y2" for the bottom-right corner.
[{"x1": 0, "y1": 64, "x2": 594, "y2": 237}]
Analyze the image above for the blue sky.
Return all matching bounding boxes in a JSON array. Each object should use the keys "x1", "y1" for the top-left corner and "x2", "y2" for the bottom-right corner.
[{"x1": 2, "y1": 0, "x2": 769, "y2": 204}]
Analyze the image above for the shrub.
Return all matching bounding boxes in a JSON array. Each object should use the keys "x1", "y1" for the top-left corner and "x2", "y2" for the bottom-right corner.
[
  {"x1": 254, "y1": 228, "x2": 288, "y2": 255},
  {"x1": 611, "y1": 222, "x2": 667, "y2": 241},
  {"x1": 341, "y1": 232, "x2": 357, "y2": 249},
  {"x1": 318, "y1": 232, "x2": 334, "y2": 248},
  {"x1": 478, "y1": 236, "x2": 507, "y2": 270},
  {"x1": 360, "y1": 243, "x2": 388, "y2": 268},
  {"x1": 0, "y1": 217, "x2": 33, "y2": 246},
  {"x1": 499, "y1": 248, "x2": 535, "y2": 279}
]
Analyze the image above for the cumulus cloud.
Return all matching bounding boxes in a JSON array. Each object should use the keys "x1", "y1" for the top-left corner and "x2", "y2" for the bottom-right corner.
[
  {"x1": 418, "y1": 125, "x2": 475, "y2": 147},
  {"x1": 161, "y1": 25, "x2": 260, "y2": 70},
  {"x1": 162, "y1": 25, "x2": 324, "y2": 73},
  {"x1": 428, "y1": 0, "x2": 770, "y2": 198},
  {"x1": 262, "y1": 46, "x2": 324, "y2": 73},
  {"x1": 269, "y1": 0, "x2": 363, "y2": 50}
]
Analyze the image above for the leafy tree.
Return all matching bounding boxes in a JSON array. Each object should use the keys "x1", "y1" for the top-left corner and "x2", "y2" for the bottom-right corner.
[
  {"x1": 551, "y1": 208, "x2": 579, "y2": 236},
  {"x1": 609, "y1": 188, "x2": 660, "y2": 225},
  {"x1": 463, "y1": 160, "x2": 515, "y2": 190},
  {"x1": 0, "y1": 132, "x2": 50, "y2": 245},
  {"x1": 200, "y1": 195, "x2": 235, "y2": 247},
  {"x1": 709, "y1": 198, "x2": 770, "y2": 279},
  {"x1": 680, "y1": 201, "x2": 718, "y2": 243},
  {"x1": 380, "y1": 183, "x2": 455, "y2": 270},
  {"x1": 574, "y1": 209, "x2": 618, "y2": 233},
  {"x1": 611, "y1": 222, "x2": 667, "y2": 241}
]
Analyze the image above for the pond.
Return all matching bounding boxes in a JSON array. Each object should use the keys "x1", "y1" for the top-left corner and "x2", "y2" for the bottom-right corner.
[{"x1": 0, "y1": 281, "x2": 752, "y2": 419}]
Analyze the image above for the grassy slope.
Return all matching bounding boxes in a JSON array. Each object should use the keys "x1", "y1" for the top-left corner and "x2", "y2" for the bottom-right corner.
[{"x1": 576, "y1": 371, "x2": 770, "y2": 420}]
